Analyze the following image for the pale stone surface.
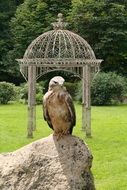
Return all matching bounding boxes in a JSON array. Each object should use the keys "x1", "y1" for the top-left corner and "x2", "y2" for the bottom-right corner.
[{"x1": 0, "y1": 135, "x2": 95, "y2": 190}]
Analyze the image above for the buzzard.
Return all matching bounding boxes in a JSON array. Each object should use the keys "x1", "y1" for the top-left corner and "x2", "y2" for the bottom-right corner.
[{"x1": 43, "y1": 76, "x2": 76, "y2": 139}]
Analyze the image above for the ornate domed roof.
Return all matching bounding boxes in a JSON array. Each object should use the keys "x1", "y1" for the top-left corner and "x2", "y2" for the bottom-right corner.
[
  {"x1": 22, "y1": 13, "x2": 96, "y2": 63},
  {"x1": 17, "y1": 13, "x2": 102, "y2": 80},
  {"x1": 23, "y1": 28, "x2": 96, "y2": 61}
]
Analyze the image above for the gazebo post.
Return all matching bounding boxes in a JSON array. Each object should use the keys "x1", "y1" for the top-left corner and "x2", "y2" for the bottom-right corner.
[
  {"x1": 82, "y1": 65, "x2": 91, "y2": 137},
  {"x1": 27, "y1": 64, "x2": 36, "y2": 138},
  {"x1": 82, "y1": 66, "x2": 86, "y2": 131}
]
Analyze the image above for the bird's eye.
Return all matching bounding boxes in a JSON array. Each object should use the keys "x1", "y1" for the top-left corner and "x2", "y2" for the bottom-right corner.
[{"x1": 54, "y1": 81, "x2": 58, "y2": 84}]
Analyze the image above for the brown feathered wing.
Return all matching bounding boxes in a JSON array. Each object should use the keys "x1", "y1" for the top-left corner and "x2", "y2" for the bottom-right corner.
[
  {"x1": 42, "y1": 91, "x2": 53, "y2": 130},
  {"x1": 64, "y1": 92, "x2": 76, "y2": 134}
]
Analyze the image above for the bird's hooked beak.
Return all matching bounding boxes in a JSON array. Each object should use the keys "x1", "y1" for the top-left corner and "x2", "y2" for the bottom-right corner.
[
  {"x1": 59, "y1": 81, "x2": 64, "y2": 86},
  {"x1": 48, "y1": 76, "x2": 65, "y2": 90},
  {"x1": 58, "y1": 77, "x2": 65, "y2": 86}
]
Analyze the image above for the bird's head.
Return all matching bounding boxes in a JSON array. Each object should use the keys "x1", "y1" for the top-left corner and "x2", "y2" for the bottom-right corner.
[{"x1": 48, "y1": 76, "x2": 65, "y2": 90}]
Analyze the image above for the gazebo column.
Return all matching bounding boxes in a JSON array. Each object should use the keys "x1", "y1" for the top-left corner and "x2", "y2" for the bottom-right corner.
[
  {"x1": 27, "y1": 65, "x2": 36, "y2": 138},
  {"x1": 82, "y1": 64, "x2": 91, "y2": 137}
]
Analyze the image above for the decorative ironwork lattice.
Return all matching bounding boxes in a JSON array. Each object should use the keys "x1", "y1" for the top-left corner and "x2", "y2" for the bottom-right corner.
[{"x1": 17, "y1": 13, "x2": 102, "y2": 80}]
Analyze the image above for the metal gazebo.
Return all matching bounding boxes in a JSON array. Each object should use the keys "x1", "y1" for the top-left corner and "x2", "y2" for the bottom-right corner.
[{"x1": 17, "y1": 13, "x2": 102, "y2": 138}]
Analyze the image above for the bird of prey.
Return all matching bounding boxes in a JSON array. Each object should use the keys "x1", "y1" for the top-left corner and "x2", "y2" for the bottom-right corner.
[{"x1": 43, "y1": 76, "x2": 76, "y2": 139}]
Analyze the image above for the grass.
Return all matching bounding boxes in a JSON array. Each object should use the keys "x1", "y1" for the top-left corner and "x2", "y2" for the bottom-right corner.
[{"x1": 0, "y1": 103, "x2": 127, "y2": 189}]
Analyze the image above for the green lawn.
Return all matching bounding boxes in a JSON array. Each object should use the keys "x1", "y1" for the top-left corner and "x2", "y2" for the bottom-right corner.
[{"x1": 0, "y1": 103, "x2": 127, "y2": 190}]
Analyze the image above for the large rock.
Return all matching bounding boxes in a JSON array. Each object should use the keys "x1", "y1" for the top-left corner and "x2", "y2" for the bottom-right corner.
[{"x1": 0, "y1": 135, "x2": 95, "y2": 190}]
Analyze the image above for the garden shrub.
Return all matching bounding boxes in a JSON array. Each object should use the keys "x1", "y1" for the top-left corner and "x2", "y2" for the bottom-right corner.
[
  {"x1": 75, "y1": 72, "x2": 127, "y2": 105},
  {"x1": 19, "y1": 82, "x2": 44, "y2": 104},
  {"x1": 91, "y1": 72, "x2": 126, "y2": 105},
  {"x1": 0, "y1": 82, "x2": 17, "y2": 104},
  {"x1": 65, "y1": 82, "x2": 78, "y2": 100},
  {"x1": 75, "y1": 82, "x2": 82, "y2": 102},
  {"x1": 36, "y1": 93, "x2": 43, "y2": 105}
]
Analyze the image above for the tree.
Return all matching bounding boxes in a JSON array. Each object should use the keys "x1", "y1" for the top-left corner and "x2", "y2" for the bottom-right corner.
[
  {"x1": 7, "y1": 0, "x2": 71, "y2": 83},
  {"x1": 0, "y1": 0, "x2": 24, "y2": 83},
  {"x1": 68, "y1": 0, "x2": 127, "y2": 75},
  {"x1": 3, "y1": 0, "x2": 127, "y2": 83}
]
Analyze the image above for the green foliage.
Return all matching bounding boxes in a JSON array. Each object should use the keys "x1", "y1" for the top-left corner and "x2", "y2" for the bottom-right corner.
[
  {"x1": 0, "y1": 82, "x2": 17, "y2": 104},
  {"x1": 1, "y1": 0, "x2": 127, "y2": 83},
  {"x1": 36, "y1": 93, "x2": 42, "y2": 105},
  {"x1": 68, "y1": 0, "x2": 127, "y2": 75},
  {"x1": 8, "y1": 0, "x2": 72, "y2": 82},
  {"x1": 0, "y1": 0, "x2": 23, "y2": 82},
  {"x1": 19, "y1": 82, "x2": 44, "y2": 104},
  {"x1": 91, "y1": 72, "x2": 127, "y2": 105},
  {"x1": 74, "y1": 81, "x2": 82, "y2": 103},
  {"x1": 75, "y1": 72, "x2": 127, "y2": 105},
  {"x1": 36, "y1": 82, "x2": 44, "y2": 104},
  {"x1": 0, "y1": 0, "x2": 71, "y2": 82},
  {"x1": 65, "y1": 82, "x2": 78, "y2": 99}
]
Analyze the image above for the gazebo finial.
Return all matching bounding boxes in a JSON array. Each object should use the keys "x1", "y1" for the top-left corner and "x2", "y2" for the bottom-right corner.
[{"x1": 51, "y1": 13, "x2": 68, "y2": 30}]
